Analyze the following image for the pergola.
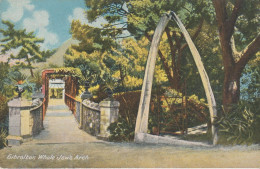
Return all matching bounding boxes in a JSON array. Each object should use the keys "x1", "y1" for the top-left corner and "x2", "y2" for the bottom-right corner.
[{"x1": 41, "y1": 67, "x2": 83, "y2": 118}]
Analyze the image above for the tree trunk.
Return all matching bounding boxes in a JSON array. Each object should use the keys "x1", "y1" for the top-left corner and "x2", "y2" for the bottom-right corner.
[
  {"x1": 222, "y1": 68, "x2": 241, "y2": 111},
  {"x1": 212, "y1": 0, "x2": 260, "y2": 112},
  {"x1": 26, "y1": 55, "x2": 34, "y2": 77},
  {"x1": 29, "y1": 68, "x2": 34, "y2": 78}
]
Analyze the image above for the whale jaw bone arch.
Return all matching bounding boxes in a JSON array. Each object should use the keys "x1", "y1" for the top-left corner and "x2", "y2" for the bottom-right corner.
[{"x1": 134, "y1": 11, "x2": 218, "y2": 145}]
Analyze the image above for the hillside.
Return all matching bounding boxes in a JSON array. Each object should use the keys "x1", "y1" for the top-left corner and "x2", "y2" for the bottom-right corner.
[{"x1": 21, "y1": 38, "x2": 79, "y2": 76}]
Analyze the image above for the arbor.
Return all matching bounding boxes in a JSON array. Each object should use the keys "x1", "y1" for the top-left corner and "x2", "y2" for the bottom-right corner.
[
  {"x1": 212, "y1": 0, "x2": 260, "y2": 110},
  {"x1": 0, "y1": 20, "x2": 52, "y2": 77}
]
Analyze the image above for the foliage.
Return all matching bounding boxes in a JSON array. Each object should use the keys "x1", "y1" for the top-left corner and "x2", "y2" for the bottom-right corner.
[
  {"x1": 160, "y1": 88, "x2": 208, "y2": 133},
  {"x1": 65, "y1": 48, "x2": 103, "y2": 82},
  {"x1": 0, "y1": 62, "x2": 13, "y2": 97},
  {"x1": 0, "y1": 20, "x2": 53, "y2": 77},
  {"x1": 217, "y1": 101, "x2": 260, "y2": 145},
  {"x1": 84, "y1": 0, "x2": 220, "y2": 94},
  {"x1": 0, "y1": 128, "x2": 7, "y2": 149},
  {"x1": 78, "y1": 0, "x2": 259, "y2": 144},
  {"x1": 108, "y1": 91, "x2": 140, "y2": 141},
  {"x1": 108, "y1": 117, "x2": 135, "y2": 142},
  {"x1": 53, "y1": 67, "x2": 83, "y2": 79},
  {"x1": 241, "y1": 53, "x2": 260, "y2": 101},
  {"x1": 114, "y1": 91, "x2": 140, "y2": 123},
  {"x1": 0, "y1": 62, "x2": 45, "y2": 98},
  {"x1": 66, "y1": 27, "x2": 169, "y2": 96},
  {"x1": 70, "y1": 20, "x2": 116, "y2": 53},
  {"x1": 0, "y1": 62, "x2": 29, "y2": 98},
  {"x1": 0, "y1": 92, "x2": 8, "y2": 122},
  {"x1": 28, "y1": 71, "x2": 42, "y2": 91}
]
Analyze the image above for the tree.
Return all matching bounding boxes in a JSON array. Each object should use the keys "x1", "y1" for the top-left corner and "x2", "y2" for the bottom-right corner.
[
  {"x1": 212, "y1": 0, "x2": 260, "y2": 111},
  {"x1": 0, "y1": 20, "x2": 52, "y2": 77},
  {"x1": 85, "y1": 0, "x2": 215, "y2": 92}
]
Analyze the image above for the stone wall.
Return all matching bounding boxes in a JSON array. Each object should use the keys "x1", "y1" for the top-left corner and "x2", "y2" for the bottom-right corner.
[
  {"x1": 82, "y1": 100, "x2": 100, "y2": 136},
  {"x1": 7, "y1": 98, "x2": 44, "y2": 146},
  {"x1": 30, "y1": 103, "x2": 43, "y2": 135},
  {"x1": 75, "y1": 101, "x2": 81, "y2": 123},
  {"x1": 77, "y1": 99, "x2": 120, "y2": 139}
]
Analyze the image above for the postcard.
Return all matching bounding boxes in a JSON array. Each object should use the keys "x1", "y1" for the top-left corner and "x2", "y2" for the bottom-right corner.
[{"x1": 0, "y1": 0, "x2": 259, "y2": 168}]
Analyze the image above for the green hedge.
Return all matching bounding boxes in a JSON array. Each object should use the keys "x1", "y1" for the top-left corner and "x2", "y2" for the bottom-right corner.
[{"x1": 0, "y1": 92, "x2": 8, "y2": 122}]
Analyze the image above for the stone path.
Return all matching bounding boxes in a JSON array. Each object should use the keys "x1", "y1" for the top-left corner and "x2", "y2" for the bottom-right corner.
[{"x1": 24, "y1": 99, "x2": 101, "y2": 144}]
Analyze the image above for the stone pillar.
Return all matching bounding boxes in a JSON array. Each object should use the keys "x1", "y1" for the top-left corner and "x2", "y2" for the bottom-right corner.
[
  {"x1": 6, "y1": 98, "x2": 33, "y2": 146},
  {"x1": 99, "y1": 100, "x2": 120, "y2": 138}
]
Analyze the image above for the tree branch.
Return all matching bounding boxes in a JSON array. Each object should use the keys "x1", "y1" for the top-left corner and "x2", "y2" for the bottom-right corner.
[
  {"x1": 231, "y1": 36, "x2": 240, "y2": 62},
  {"x1": 212, "y1": 0, "x2": 228, "y2": 28},
  {"x1": 212, "y1": 0, "x2": 236, "y2": 67},
  {"x1": 165, "y1": 27, "x2": 177, "y2": 71},
  {"x1": 236, "y1": 34, "x2": 260, "y2": 71},
  {"x1": 228, "y1": 0, "x2": 242, "y2": 32}
]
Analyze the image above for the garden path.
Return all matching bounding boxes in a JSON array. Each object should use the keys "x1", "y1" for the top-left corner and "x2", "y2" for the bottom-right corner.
[{"x1": 24, "y1": 99, "x2": 101, "y2": 144}]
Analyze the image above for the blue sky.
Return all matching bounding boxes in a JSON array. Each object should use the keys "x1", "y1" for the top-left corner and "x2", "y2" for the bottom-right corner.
[{"x1": 0, "y1": 0, "x2": 107, "y2": 50}]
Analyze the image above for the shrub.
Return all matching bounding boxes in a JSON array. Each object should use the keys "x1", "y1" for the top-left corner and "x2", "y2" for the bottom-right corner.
[
  {"x1": 108, "y1": 117, "x2": 135, "y2": 142},
  {"x1": 160, "y1": 89, "x2": 209, "y2": 134},
  {"x1": 218, "y1": 101, "x2": 260, "y2": 145},
  {"x1": 108, "y1": 91, "x2": 140, "y2": 142},
  {"x1": 0, "y1": 93, "x2": 8, "y2": 122},
  {"x1": 0, "y1": 128, "x2": 7, "y2": 149},
  {"x1": 114, "y1": 91, "x2": 140, "y2": 123}
]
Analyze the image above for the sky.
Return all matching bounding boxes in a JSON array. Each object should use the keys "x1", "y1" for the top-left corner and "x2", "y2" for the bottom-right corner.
[{"x1": 0, "y1": 0, "x2": 107, "y2": 51}]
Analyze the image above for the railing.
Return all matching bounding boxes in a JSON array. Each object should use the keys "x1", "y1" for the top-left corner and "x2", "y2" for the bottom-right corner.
[
  {"x1": 42, "y1": 98, "x2": 47, "y2": 120},
  {"x1": 65, "y1": 93, "x2": 77, "y2": 117}
]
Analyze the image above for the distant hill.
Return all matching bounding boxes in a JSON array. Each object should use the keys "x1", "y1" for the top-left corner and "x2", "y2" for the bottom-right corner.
[{"x1": 21, "y1": 38, "x2": 79, "y2": 76}]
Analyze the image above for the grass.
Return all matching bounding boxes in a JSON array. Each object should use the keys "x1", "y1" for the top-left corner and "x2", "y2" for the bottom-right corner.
[
  {"x1": 0, "y1": 128, "x2": 7, "y2": 149},
  {"x1": 179, "y1": 133, "x2": 212, "y2": 144}
]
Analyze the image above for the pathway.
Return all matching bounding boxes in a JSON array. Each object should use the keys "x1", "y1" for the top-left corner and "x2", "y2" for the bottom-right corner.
[{"x1": 24, "y1": 99, "x2": 101, "y2": 144}]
